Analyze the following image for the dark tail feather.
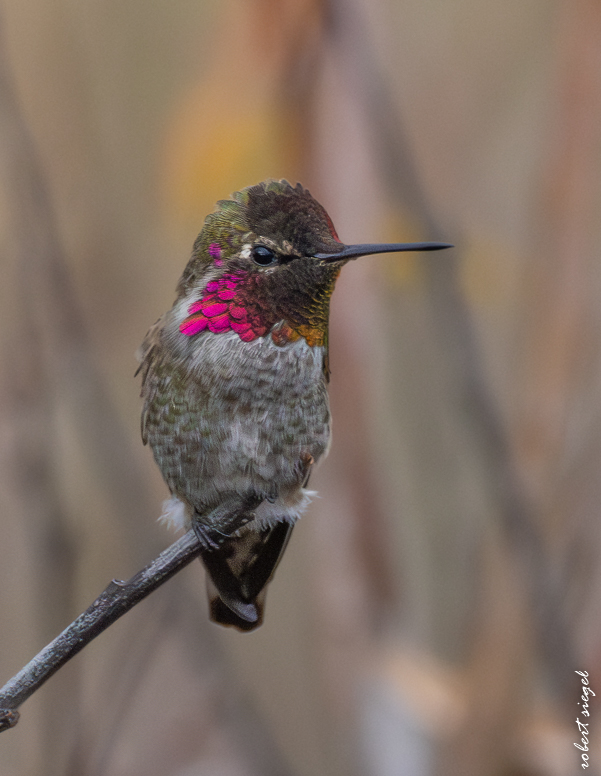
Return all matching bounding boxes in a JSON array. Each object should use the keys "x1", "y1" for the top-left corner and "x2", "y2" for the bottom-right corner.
[{"x1": 200, "y1": 522, "x2": 294, "y2": 631}]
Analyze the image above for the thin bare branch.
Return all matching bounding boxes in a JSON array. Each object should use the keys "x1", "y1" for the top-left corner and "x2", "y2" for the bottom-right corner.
[{"x1": 0, "y1": 531, "x2": 202, "y2": 733}]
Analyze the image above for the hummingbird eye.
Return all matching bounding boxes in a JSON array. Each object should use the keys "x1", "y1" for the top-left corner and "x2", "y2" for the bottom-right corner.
[{"x1": 251, "y1": 245, "x2": 278, "y2": 267}]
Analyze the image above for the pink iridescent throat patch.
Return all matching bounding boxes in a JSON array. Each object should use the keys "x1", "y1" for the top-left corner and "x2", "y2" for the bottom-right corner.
[{"x1": 180, "y1": 273, "x2": 269, "y2": 342}]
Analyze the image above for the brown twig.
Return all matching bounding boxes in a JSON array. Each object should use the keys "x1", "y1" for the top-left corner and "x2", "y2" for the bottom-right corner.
[{"x1": 0, "y1": 531, "x2": 202, "y2": 733}]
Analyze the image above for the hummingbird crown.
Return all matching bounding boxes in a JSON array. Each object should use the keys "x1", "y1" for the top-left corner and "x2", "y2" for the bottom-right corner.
[{"x1": 178, "y1": 180, "x2": 342, "y2": 291}]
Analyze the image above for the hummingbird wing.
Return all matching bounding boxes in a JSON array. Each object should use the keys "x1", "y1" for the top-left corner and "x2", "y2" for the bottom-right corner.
[
  {"x1": 136, "y1": 314, "x2": 167, "y2": 444},
  {"x1": 200, "y1": 521, "x2": 294, "y2": 631}
]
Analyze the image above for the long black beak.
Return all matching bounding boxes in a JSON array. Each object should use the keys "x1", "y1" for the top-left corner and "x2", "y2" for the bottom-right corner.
[{"x1": 314, "y1": 242, "x2": 453, "y2": 262}]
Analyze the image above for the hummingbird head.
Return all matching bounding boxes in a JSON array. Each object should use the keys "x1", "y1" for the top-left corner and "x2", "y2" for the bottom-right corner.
[{"x1": 177, "y1": 180, "x2": 451, "y2": 347}]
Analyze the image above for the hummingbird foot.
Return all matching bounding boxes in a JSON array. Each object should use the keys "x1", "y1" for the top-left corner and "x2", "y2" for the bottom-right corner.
[
  {"x1": 192, "y1": 493, "x2": 263, "y2": 550},
  {"x1": 192, "y1": 514, "x2": 253, "y2": 550}
]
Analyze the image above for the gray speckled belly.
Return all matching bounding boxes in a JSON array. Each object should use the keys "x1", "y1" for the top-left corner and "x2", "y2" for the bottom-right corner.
[{"x1": 144, "y1": 330, "x2": 331, "y2": 525}]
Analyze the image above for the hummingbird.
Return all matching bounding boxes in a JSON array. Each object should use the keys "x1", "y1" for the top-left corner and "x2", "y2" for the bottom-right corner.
[{"x1": 138, "y1": 180, "x2": 451, "y2": 631}]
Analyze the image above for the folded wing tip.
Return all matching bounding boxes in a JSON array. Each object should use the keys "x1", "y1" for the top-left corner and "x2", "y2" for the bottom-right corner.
[{"x1": 209, "y1": 595, "x2": 264, "y2": 632}]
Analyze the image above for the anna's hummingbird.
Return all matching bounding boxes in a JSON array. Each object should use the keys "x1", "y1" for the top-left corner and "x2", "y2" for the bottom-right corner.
[{"x1": 138, "y1": 180, "x2": 450, "y2": 631}]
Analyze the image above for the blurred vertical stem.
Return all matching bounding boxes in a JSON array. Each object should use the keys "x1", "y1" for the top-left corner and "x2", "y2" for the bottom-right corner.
[
  {"x1": 0, "y1": 15, "x2": 83, "y2": 772},
  {"x1": 324, "y1": 0, "x2": 574, "y2": 690}
]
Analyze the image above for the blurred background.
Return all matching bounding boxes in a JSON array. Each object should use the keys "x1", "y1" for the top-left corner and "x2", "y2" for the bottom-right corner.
[{"x1": 0, "y1": 0, "x2": 600, "y2": 774}]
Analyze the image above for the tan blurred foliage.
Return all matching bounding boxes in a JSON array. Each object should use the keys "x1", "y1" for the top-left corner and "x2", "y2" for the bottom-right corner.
[
  {"x1": 1, "y1": 0, "x2": 600, "y2": 775},
  {"x1": 163, "y1": 0, "x2": 324, "y2": 226}
]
